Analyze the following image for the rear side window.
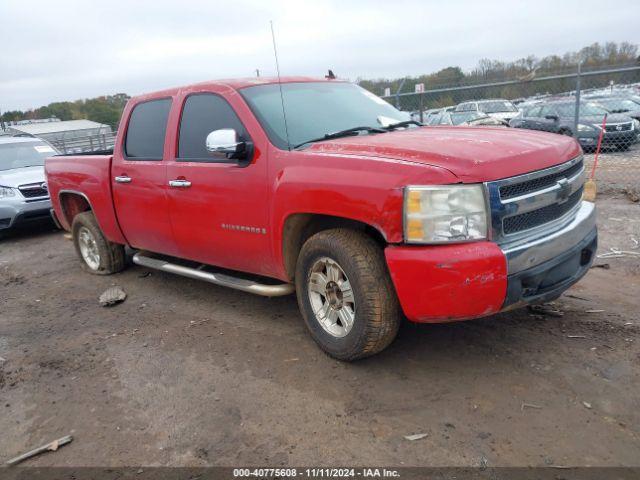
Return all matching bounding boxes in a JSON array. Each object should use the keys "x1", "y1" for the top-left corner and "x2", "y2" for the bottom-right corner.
[
  {"x1": 178, "y1": 94, "x2": 248, "y2": 161},
  {"x1": 456, "y1": 103, "x2": 476, "y2": 112},
  {"x1": 526, "y1": 106, "x2": 542, "y2": 118},
  {"x1": 125, "y1": 98, "x2": 172, "y2": 159},
  {"x1": 540, "y1": 105, "x2": 559, "y2": 117}
]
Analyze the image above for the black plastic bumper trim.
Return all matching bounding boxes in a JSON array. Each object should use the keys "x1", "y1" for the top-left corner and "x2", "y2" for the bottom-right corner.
[{"x1": 503, "y1": 227, "x2": 597, "y2": 308}]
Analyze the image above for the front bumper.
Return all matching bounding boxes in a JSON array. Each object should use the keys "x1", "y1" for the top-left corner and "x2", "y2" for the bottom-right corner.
[
  {"x1": 0, "y1": 197, "x2": 52, "y2": 230},
  {"x1": 577, "y1": 130, "x2": 638, "y2": 147},
  {"x1": 385, "y1": 201, "x2": 597, "y2": 323}
]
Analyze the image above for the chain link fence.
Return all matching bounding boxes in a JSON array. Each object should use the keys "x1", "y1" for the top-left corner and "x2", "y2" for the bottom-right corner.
[{"x1": 379, "y1": 64, "x2": 640, "y2": 196}]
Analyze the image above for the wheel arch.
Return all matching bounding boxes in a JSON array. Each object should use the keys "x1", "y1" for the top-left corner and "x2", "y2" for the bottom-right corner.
[
  {"x1": 58, "y1": 190, "x2": 93, "y2": 227},
  {"x1": 281, "y1": 213, "x2": 388, "y2": 281}
]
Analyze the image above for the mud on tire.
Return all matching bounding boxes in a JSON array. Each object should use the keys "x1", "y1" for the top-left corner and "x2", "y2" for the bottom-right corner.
[
  {"x1": 71, "y1": 211, "x2": 126, "y2": 275},
  {"x1": 295, "y1": 228, "x2": 401, "y2": 361}
]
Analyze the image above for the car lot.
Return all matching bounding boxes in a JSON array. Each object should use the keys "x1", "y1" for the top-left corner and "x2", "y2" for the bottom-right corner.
[{"x1": 1, "y1": 144, "x2": 639, "y2": 467}]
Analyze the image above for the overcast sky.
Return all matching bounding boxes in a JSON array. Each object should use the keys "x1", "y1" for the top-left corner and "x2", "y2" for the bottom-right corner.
[{"x1": 1, "y1": 0, "x2": 639, "y2": 111}]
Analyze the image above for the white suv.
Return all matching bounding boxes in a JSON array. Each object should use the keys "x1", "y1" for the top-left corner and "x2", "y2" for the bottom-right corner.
[
  {"x1": 0, "y1": 137, "x2": 57, "y2": 232},
  {"x1": 455, "y1": 99, "x2": 519, "y2": 122}
]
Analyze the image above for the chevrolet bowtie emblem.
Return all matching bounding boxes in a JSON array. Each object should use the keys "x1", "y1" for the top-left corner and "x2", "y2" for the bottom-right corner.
[{"x1": 556, "y1": 177, "x2": 570, "y2": 203}]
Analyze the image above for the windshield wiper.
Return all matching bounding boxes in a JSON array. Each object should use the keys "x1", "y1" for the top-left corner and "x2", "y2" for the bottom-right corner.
[
  {"x1": 381, "y1": 120, "x2": 423, "y2": 130},
  {"x1": 294, "y1": 126, "x2": 386, "y2": 149}
]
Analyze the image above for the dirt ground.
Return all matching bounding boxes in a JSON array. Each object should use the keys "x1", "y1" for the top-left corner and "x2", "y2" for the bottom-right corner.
[{"x1": 1, "y1": 148, "x2": 639, "y2": 467}]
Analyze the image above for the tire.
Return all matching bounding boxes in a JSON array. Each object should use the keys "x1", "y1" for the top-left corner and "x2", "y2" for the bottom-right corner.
[
  {"x1": 71, "y1": 211, "x2": 126, "y2": 275},
  {"x1": 559, "y1": 128, "x2": 573, "y2": 137},
  {"x1": 617, "y1": 143, "x2": 631, "y2": 151},
  {"x1": 295, "y1": 228, "x2": 400, "y2": 361}
]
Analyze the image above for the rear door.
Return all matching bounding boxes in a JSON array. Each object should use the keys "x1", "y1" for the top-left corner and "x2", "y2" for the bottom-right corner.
[
  {"x1": 165, "y1": 91, "x2": 271, "y2": 276},
  {"x1": 112, "y1": 98, "x2": 178, "y2": 255}
]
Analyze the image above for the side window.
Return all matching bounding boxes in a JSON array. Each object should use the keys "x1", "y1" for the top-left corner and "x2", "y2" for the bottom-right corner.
[
  {"x1": 125, "y1": 98, "x2": 172, "y2": 159},
  {"x1": 540, "y1": 105, "x2": 558, "y2": 117},
  {"x1": 527, "y1": 106, "x2": 542, "y2": 118},
  {"x1": 178, "y1": 94, "x2": 249, "y2": 161}
]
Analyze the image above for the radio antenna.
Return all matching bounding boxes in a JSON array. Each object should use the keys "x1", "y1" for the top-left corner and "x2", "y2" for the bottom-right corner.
[{"x1": 270, "y1": 20, "x2": 291, "y2": 150}]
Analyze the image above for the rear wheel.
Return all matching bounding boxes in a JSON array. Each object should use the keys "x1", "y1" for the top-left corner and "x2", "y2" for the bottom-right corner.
[
  {"x1": 295, "y1": 229, "x2": 400, "y2": 361},
  {"x1": 72, "y1": 211, "x2": 125, "y2": 275}
]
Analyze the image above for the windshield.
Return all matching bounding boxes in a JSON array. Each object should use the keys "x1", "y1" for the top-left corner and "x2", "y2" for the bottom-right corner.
[
  {"x1": 450, "y1": 111, "x2": 484, "y2": 125},
  {"x1": 0, "y1": 141, "x2": 56, "y2": 171},
  {"x1": 478, "y1": 101, "x2": 517, "y2": 113},
  {"x1": 592, "y1": 98, "x2": 640, "y2": 112},
  {"x1": 552, "y1": 102, "x2": 608, "y2": 117},
  {"x1": 240, "y1": 82, "x2": 409, "y2": 149}
]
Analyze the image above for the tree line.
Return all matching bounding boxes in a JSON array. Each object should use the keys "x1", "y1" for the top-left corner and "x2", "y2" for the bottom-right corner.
[
  {"x1": 358, "y1": 41, "x2": 639, "y2": 95},
  {"x1": 1, "y1": 93, "x2": 130, "y2": 130},
  {"x1": 357, "y1": 41, "x2": 640, "y2": 110}
]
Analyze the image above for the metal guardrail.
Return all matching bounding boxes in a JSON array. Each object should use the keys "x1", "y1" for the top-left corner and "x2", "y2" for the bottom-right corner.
[{"x1": 46, "y1": 127, "x2": 116, "y2": 154}]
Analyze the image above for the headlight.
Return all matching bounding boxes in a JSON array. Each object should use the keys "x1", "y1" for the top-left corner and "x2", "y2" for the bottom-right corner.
[
  {"x1": 404, "y1": 185, "x2": 488, "y2": 243},
  {"x1": 0, "y1": 186, "x2": 16, "y2": 199},
  {"x1": 633, "y1": 119, "x2": 640, "y2": 131},
  {"x1": 578, "y1": 124, "x2": 596, "y2": 132}
]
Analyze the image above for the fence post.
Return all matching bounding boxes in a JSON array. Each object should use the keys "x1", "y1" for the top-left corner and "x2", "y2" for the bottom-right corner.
[
  {"x1": 573, "y1": 62, "x2": 581, "y2": 139},
  {"x1": 419, "y1": 90, "x2": 424, "y2": 123},
  {"x1": 395, "y1": 78, "x2": 406, "y2": 109}
]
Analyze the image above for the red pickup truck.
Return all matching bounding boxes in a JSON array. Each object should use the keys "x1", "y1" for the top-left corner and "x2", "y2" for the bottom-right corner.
[{"x1": 46, "y1": 77, "x2": 597, "y2": 360}]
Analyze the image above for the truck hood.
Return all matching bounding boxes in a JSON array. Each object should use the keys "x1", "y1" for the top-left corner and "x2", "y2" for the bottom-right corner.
[
  {"x1": 306, "y1": 126, "x2": 581, "y2": 182},
  {"x1": 0, "y1": 166, "x2": 46, "y2": 188}
]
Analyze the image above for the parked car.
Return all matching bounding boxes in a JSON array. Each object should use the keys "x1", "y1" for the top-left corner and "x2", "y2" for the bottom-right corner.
[
  {"x1": 46, "y1": 77, "x2": 596, "y2": 360},
  {"x1": 428, "y1": 111, "x2": 508, "y2": 127},
  {"x1": 0, "y1": 136, "x2": 57, "y2": 232},
  {"x1": 509, "y1": 100, "x2": 638, "y2": 150},
  {"x1": 455, "y1": 99, "x2": 519, "y2": 122}
]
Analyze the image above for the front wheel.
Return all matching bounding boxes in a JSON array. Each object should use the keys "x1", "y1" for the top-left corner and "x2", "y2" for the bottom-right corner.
[
  {"x1": 72, "y1": 211, "x2": 126, "y2": 275},
  {"x1": 295, "y1": 229, "x2": 401, "y2": 361}
]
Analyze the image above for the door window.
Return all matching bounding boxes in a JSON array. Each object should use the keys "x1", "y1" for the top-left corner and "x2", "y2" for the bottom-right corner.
[
  {"x1": 525, "y1": 106, "x2": 542, "y2": 118},
  {"x1": 124, "y1": 98, "x2": 172, "y2": 160},
  {"x1": 540, "y1": 105, "x2": 559, "y2": 117},
  {"x1": 178, "y1": 94, "x2": 249, "y2": 161}
]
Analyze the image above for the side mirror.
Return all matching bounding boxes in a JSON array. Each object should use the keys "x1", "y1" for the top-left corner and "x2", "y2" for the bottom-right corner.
[
  {"x1": 205, "y1": 128, "x2": 253, "y2": 162},
  {"x1": 545, "y1": 114, "x2": 559, "y2": 121}
]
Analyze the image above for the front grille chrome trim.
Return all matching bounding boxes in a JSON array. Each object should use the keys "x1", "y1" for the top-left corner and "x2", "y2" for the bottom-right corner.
[
  {"x1": 18, "y1": 182, "x2": 49, "y2": 200},
  {"x1": 486, "y1": 155, "x2": 585, "y2": 244}
]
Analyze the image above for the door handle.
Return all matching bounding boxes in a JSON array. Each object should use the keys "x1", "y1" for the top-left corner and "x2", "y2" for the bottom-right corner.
[
  {"x1": 114, "y1": 175, "x2": 132, "y2": 183},
  {"x1": 169, "y1": 179, "x2": 192, "y2": 188}
]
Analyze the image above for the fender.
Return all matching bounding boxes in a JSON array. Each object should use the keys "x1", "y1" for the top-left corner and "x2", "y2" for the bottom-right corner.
[{"x1": 267, "y1": 147, "x2": 460, "y2": 279}]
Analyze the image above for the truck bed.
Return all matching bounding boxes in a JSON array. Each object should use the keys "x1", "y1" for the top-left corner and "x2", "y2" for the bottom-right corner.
[{"x1": 45, "y1": 154, "x2": 127, "y2": 244}]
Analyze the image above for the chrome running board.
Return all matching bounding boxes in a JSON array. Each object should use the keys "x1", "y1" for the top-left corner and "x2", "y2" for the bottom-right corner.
[{"x1": 132, "y1": 252, "x2": 295, "y2": 297}]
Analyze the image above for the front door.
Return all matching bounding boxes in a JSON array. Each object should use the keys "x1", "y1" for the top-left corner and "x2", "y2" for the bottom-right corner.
[
  {"x1": 112, "y1": 98, "x2": 178, "y2": 255},
  {"x1": 165, "y1": 92, "x2": 271, "y2": 276}
]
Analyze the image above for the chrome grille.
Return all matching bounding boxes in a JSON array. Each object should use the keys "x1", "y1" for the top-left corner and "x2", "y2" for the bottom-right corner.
[
  {"x1": 486, "y1": 156, "x2": 585, "y2": 244},
  {"x1": 18, "y1": 182, "x2": 49, "y2": 200},
  {"x1": 499, "y1": 159, "x2": 583, "y2": 200},
  {"x1": 503, "y1": 186, "x2": 583, "y2": 235},
  {"x1": 604, "y1": 122, "x2": 632, "y2": 132}
]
